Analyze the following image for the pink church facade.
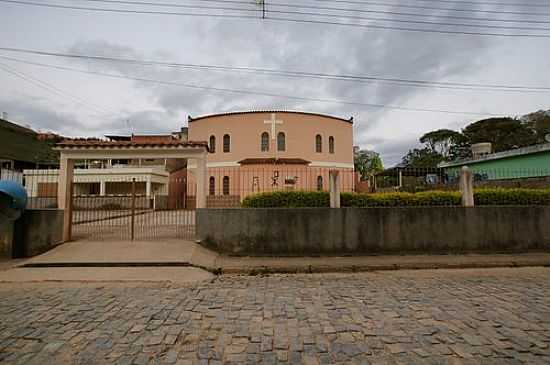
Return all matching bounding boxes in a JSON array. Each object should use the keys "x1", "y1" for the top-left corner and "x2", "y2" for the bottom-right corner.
[{"x1": 186, "y1": 111, "x2": 355, "y2": 204}]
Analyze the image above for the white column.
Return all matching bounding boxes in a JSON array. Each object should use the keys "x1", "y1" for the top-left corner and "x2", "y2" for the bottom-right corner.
[
  {"x1": 146, "y1": 177, "x2": 152, "y2": 197},
  {"x1": 460, "y1": 166, "x2": 474, "y2": 207},
  {"x1": 99, "y1": 181, "x2": 106, "y2": 196},
  {"x1": 329, "y1": 170, "x2": 341, "y2": 208},
  {"x1": 196, "y1": 155, "x2": 207, "y2": 209}
]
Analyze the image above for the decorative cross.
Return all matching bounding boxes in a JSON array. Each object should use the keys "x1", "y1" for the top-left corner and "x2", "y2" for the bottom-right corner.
[{"x1": 264, "y1": 113, "x2": 283, "y2": 140}]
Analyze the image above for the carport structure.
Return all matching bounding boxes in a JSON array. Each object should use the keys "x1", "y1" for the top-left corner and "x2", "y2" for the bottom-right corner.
[{"x1": 55, "y1": 140, "x2": 209, "y2": 242}]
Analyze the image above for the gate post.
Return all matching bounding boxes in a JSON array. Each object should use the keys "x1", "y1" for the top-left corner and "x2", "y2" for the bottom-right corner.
[
  {"x1": 58, "y1": 156, "x2": 75, "y2": 242},
  {"x1": 459, "y1": 166, "x2": 474, "y2": 207},
  {"x1": 196, "y1": 156, "x2": 207, "y2": 209},
  {"x1": 131, "y1": 178, "x2": 136, "y2": 241},
  {"x1": 329, "y1": 170, "x2": 341, "y2": 208}
]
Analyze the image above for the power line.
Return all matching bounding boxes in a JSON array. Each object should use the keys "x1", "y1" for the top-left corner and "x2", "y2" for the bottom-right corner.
[
  {"x1": 66, "y1": 0, "x2": 550, "y2": 31},
  {"x1": 302, "y1": 0, "x2": 550, "y2": 16},
  {"x1": 265, "y1": 1, "x2": 550, "y2": 24},
  {"x1": 2, "y1": 0, "x2": 550, "y2": 37},
  {"x1": 73, "y1": 0, "x2": 262, "y2": 14},
  {"x1": 394, "y1": 0, "x2": 550, "y2": 7},
  {"x1": 0, "y1": 0, "x2": 261, "y2": 20},
  {"x1": 266, "y1": 9, "x2": 550, "y2": 31},
  {"x1": 266, "y1": 16, "x2": 550, "y2": 37},
  {"x1": 0, "y1": 55, "x2": 502, "y2": 116},
  {"x1": 0, "y1": 61, "x2": 118, "y2": 117},
  {"x1": 1, "y1": 47, "x2": 548, "y2": 92},
  {"x1": 48, "y1": 0, "x2": 550, "y2": 25}
]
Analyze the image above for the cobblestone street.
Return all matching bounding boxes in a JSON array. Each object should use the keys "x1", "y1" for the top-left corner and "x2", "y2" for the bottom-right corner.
[{"x1": 0, "y1": 268, "x2": 549, "y2": 364}]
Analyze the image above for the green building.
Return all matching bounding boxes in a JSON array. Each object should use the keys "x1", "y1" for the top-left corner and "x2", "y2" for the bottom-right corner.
[{"x1": 439, "y1": 143, "x2": 550, "y2": 181}]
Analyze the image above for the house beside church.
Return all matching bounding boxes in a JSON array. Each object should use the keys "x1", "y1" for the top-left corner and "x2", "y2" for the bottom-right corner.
[{"x1": 186, "y1": 110, "x2": 355, "y2": 205}]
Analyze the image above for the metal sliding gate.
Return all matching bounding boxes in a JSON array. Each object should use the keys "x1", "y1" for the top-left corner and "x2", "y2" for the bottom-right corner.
[{"x1": 71, "y1": 177, "x2": 196, "y2": 241}]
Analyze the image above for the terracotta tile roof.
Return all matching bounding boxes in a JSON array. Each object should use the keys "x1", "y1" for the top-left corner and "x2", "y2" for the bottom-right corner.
[
  {"x1": 238, "y1": 158, "x2": 311, "y2": 165},
  {"x1": 55, "y1": 139, "x2": 208, "y2": 150},
  {"x1": 188, "y1": 110, "x2": 353, "y2": 124}
]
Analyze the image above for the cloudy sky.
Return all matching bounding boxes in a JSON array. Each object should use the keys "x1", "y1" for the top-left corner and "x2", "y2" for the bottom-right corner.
[{"x1": 0, "y1": 0, "x2": 549, "y2": 166}]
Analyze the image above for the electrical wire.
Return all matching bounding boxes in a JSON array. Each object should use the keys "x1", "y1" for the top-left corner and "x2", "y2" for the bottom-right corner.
[
  {"x1": 1, "y1": 0, "x2": 550, "y2": 37},
  {"x1": 0, "y1": 47, "x2": 548, "y2": 92},
  {"x1": 0, "y1": 62, "x2": 118, "y2": 117},
  {"x1": 0, "y1": 55, "x2": 502, "y2": 116}
]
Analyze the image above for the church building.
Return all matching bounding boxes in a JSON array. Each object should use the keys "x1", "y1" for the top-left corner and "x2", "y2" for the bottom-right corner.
[{"x1": 186, "y1": 111, "x2": 355, "y2": 205}]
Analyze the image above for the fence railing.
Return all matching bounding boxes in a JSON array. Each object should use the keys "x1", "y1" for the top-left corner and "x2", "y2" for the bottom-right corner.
[
  {"x1": 5, "y1": 166, "x2": 550, "y2": 210},
  {"x1": 373, "y1": 167, "x2": 550, "y2": 193}
]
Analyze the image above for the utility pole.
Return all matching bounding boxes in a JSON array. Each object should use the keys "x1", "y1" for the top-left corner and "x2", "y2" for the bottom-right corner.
[{"x1": 257, "y1": 0, "x2": 265, "y2": 19}]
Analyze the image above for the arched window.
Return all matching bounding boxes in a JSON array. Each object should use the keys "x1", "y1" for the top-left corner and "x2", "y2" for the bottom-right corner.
[
  {"x1": 209, "y1": 176, "x2": 215, "y2": 195},
  {"x1": 317, "y1": 176, "x2": 323, "y2": 191},
  {"x1": 277, "y1": 132, "x2": 286, "y2": 152},
  {"x1": 329, "y1": 136, "x2": 335, "y2": 154},
  {"x1": 209, "y1": 135, "x2": 216, "y2": 153},
  {"x1": 261, "y1": 132, "x2": 269, "y2": 152},
  {"x1": 223, "y1": 134, "x2": 230, "y2": 153},
  {"x1": 315, "y1": 134, "x2": 322, "y2": 153},
  {"x1": 223, "y1": 176, "x2": 230, "y2": 195}
]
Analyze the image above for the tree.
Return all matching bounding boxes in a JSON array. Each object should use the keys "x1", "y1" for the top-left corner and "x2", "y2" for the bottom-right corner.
[
  {"x1": 523, "y1": 110, "x2": 550, "y2": 143},
  {"x1": 419, "y1": 129, "x2": 467, "y2": 159},
  {"x1": 462, "y1": 117, "x2": 537, "y2": 152},
  {"x1": 354, "y1": 150, "x2": 384, "y2": 181},
  {"x1": 401, "y1": 147, "x2": 444, "y2": 168}
]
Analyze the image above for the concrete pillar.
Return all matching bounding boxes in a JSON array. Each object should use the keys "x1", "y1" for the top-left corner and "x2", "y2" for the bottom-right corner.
[
  {"x1": 57, "y1": 157, "x2": 74, "y2": 209},
  {"x1": 398, "y1": 169, "x2": 403, "y2": 188},
  {"x1": 459, "y1": 166, "x2": 474, "y2": 207},
  {"x1": 99, "y1": 181, "x2": 106, "y2": 196},
  {"x1": 196, "y1": 156, "x2": 207, "y2": 209},
  {"x1": 146, "y1": 178, "x2": 152, "y2": 197},
  {"x1": 329, "y1": 170, "x2": 341, "y2": 208},
  {"x1": 57, "y1": 156, "x2": 75, "y2": 242}
]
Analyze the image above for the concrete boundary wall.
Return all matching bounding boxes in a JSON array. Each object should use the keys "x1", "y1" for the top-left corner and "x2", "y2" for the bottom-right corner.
[
  {"x1": 13, "y1": 209, "x2": 64, "y2": 258},
  {"x1": 197, "y1": 207, "x2": 550, "y2": 255}
]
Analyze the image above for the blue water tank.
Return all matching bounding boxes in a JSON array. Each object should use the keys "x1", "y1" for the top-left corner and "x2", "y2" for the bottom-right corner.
[{"x1": 0, "y1": 180, "x2": 28, "y2": 221}]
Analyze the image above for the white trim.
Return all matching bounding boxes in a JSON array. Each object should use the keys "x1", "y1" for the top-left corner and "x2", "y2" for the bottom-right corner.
[
  {"x1": 309, "y1": 161, "x2": 354, "y2": 169},
  {"x1": 208, "y1": 161, "x2": 241, "y2": 168},
  {"x1": 188, "y1": 161, "x2": 240, "y2": 169}
]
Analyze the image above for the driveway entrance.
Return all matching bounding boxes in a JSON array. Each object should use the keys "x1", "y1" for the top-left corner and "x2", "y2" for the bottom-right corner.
[
  {"x1": 71, "y1": 177, "x2": 195, "y2": 241},
  {"x1": 54, "y1": 139, "x2": 208, "y2": 242}
]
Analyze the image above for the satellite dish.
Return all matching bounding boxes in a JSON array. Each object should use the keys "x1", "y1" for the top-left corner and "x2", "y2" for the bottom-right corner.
[{"x1": 546, "y1": 134, "x2": 550, "y2": 143}]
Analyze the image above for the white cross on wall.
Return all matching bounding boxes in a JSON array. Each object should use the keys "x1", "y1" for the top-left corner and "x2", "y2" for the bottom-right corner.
[{"x1": 264, "y1": 113, "x2": 283, "y2": 140}]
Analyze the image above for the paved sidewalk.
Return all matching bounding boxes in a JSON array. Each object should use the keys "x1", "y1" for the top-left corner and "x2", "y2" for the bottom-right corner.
[
  {"x1": 11, "y1": 240, "x2": 550, "y2": 275},
  {"x1": 23, "y1": 240, "x2": 196, "y2": 265},
  {"x1": 0, "y1": 268, "x2": 548, "y2": 364},
  {"x1": 0, "y1": 267, "x2": 213, "y2": 284}
]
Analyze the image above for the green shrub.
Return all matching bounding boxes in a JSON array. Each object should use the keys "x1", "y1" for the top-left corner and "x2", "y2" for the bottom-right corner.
[
  {"x1": 474, "y1": 188, "x2": 550, "y2": 205},
  {"x1": 341, "y1": 191, "x2": 461, "y2": 207},
  {"x1": 241, "y1": 191, "x2": 330, "y2": 208},
  {"x1": 241, "y1": 188, "x2": 550, "y2": 208}
]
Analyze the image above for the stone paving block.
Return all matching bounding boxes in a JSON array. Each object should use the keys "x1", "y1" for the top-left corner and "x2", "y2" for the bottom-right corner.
[{"x1": 0, "y1": 269, "x2": 549, "y2": 364}]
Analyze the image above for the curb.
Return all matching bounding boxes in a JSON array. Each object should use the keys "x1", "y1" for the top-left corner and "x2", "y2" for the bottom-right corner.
[{"x1": 217, "y1": 260, "x2": 550, "y2": 275}]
